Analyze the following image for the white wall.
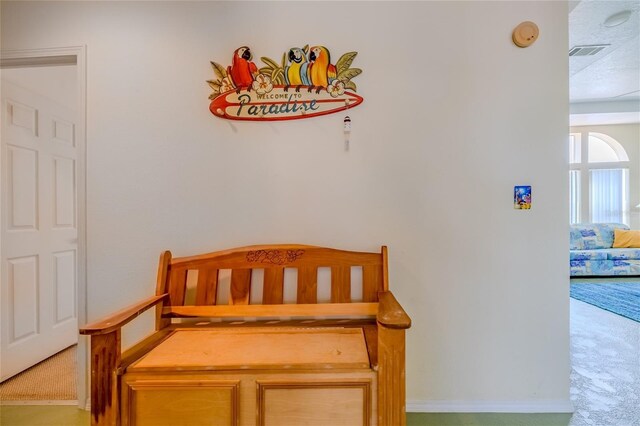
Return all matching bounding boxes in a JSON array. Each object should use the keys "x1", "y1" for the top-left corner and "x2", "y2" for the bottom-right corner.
[
  {"x1": 570, "y1": 124, "x2": 640, "y2": 229},
  {"x1": 1, "y1": 1, "x2": 570, "y2": 410},
  {"x1": 1, "y1": 65, "x2": 77, "y2": 111}
]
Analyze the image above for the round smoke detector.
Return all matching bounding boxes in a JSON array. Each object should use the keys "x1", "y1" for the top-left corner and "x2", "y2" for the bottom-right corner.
[{"x1": 512, "y1": 21, "x2": 539, "y2": 48}]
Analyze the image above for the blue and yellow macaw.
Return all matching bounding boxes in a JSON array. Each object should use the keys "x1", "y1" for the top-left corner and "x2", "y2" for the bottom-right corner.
[
  {"x1": 308, "y1": 46, "x2": 337, "y2": 93},
  {"x1": 284, "y1": 47, "x2": 310, "y2": 92}
]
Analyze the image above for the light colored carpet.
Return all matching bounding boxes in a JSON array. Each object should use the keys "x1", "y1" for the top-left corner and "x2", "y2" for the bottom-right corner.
[
  {"x1": 570, "y1": 299, "x2": 640, "y2": 426},
  {"x1": 0, "y1": 345, "x2": 77, "y2": 401}
]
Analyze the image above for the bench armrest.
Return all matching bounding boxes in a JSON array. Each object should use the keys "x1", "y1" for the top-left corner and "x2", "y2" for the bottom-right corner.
[
  {"x1": 377, "y1": 291, "x2": 411, "y2": 329},
  {"x1": 79, "y1": 293, "x2": 168, "y2": 336}
]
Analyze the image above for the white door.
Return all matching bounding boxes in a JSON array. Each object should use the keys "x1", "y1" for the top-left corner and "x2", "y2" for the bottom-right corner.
[{"x1": 1, "y1": 79, "x2": 78, "y2": 381}]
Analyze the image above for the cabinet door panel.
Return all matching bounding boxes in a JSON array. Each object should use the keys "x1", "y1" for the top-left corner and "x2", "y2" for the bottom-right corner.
[
  {"x1": 258, "y1": 380, "x2": 372, "y2": 426},
  {"x1": 125, "y1": 380, "x2": 239, "y2": 426}
]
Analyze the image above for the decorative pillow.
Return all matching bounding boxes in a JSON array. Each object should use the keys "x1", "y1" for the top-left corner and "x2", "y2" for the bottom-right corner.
[{"x1": 613, "y1": 229, "x2": 640, "y2": 248}]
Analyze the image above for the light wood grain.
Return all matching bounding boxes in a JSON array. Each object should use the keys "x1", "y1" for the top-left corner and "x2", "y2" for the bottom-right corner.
[
  {"x1": 155, "y1": 251, "x2": 172, "y2": 330},
  {"x1": 263, "y1": 268, "x2": 284, "y2": 304},
  {"x1": 381, "y1": 246, "x2": 389, "y2": 292},
  {"x1": 155, "y1": 251, "x2": 172, "y2": 296},
  {"x1": 377, "y1": 325, "x2": 406, "y2": 426},
  {"x1": 362, "y1": 265, "x2": 382, "y2": 303},
  {"x1": 377, "y1": 291, "x2": 411, "y2": 329},
  {"x1": 195, "y1": 267, "x2": 218, "y2": 305},
  {"x1": 83, "y1": 244, "x2": 409, "y2": 426},
  {"x1": 169, "y1": 318, "x2": 376, "y2": 330},
  {"x1": 297, "y1": 266, "x2": 318, "y2": 303},
  {"x1": 169, "y1": 267, "x2": 187, "y2": 306},
  {"x1": 129, "y1": 328, "x2": 370, "y2": 371},
  {"x1": 331, "y1": 266, "x2": 351, "y2": 303},
  {"x1": 124, "y1": 380, "x2": 239, "y2": 426},
  {"x1": 171, "y1": 245, "x2": 382, "y2": 270},
  {"x1": 258, "y1": 380, "x2": 371, "y2": 426},
  {"x1": 118, "y1": 330, "x2": 174, "y2": 375},
  {"x1": 122, "y1": 371, "x2": 377, "y2": 426},
  {"x1": 163, "y1": 302, "x2": 378, "y2": 319},
  {"x1": 362, "y1": 325, "x2": 378, "y2": 368},
  {"x1": 80, "y1": 294, "x2": 167, "y2": 335},
  {"x1": 230, "y1": 269, "x2": 251, "y2": 305}
]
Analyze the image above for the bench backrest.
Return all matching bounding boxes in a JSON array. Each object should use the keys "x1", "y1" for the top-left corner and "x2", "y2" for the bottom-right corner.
[{"x1": 155, "y1": 244, "x2": 387, "y2": 326}]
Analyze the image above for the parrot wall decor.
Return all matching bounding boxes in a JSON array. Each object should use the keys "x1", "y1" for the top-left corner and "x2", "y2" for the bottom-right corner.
[
  {"x1": 227, "y1": 46, "x2": 258, "y2": 93},
  {"x1": 208, "y1": 45, "x2": 363, "y2": 121}
]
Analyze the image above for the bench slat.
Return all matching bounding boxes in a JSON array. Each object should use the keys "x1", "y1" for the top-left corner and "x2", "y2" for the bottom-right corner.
[
  {"x1": 263, "y1": 268, "x2": 284, "y2": 304},
  {"x1": 169, "y1": 268, "x2": 187, "y2": 306},
  {"x1": 195, "y1": 267, "x2": 218, "y2": 305},
  {"x1": 331, "y1": 266, "x2": 351, "y2": 303},
  {"x1": 163, "y1": 302, "x2": 378, "y2": 318},
  {"x1": 362, "y1": 265, "x2": 381, "y2": 302},
  {"x1": 297, "y1": 266, "x2": 318, "y2": 303},
  {"x1": 230, "y1": 269, "x2": 251, "y2": 305}
]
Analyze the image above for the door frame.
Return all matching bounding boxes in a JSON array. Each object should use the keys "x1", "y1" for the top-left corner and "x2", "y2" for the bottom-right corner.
[{"x1": 1, "y1": 46, "x2": 88, "y2": 408}]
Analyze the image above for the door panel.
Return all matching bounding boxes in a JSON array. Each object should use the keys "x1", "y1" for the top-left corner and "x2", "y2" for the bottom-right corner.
[
  {"x1": 54, "y1": 157, "x2": 75, "y2": 228},
  {"x1": 1, "y1": 79, "x2": 78, "y2": 381},
  {"x1": 7, "y1": 146, "x2": 38, "y2": 230},
  {"x1": 7, "y1": 255, "x2": 39, "y2": 342},
  {"x1": 7, "y1": 100, "x2": 38, "y2": 135},
  {"x1": 54, "y1": 250, "x2": 76, "y2": 324},
  {"x1": 52, "y1": 118, "x2": 74, "y2": 146}
]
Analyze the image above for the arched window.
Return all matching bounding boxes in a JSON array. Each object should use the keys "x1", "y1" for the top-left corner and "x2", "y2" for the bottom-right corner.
[
  {"x1": 588, "y1": 133, "x2": 629, "y2": 163},
  {"x1": 570, "y1": 131, "x2": 630, "y2": 225}
]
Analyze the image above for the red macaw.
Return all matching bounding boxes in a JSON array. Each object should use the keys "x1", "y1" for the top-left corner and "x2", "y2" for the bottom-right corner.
[
  {"x1": 227, "y1": 46, "x2": 258, "y2": 92},
  {"x1": 308, "y1": 46, "x2": 337, "y2": 93}
]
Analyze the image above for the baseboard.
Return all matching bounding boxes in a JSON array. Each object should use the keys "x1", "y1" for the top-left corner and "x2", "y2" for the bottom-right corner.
[{"x1": 406, "y1": 399, "x2": 574, "y2": 413}]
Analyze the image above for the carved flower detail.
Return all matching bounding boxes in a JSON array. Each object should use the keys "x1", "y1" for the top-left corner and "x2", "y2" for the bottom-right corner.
[
  {"x1": 252, "y1": 74, "x2": 273, "y2": 94},
  {"x1": 327, "y1": 79, "x2": 346, "y2": 98},
  {"x1": 246, "y1": 249, "x2": 304, "y2": 265}
]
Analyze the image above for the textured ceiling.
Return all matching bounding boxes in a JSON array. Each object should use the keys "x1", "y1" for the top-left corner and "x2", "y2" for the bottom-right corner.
[
  {"x1": 570, "y1": 0, "x2": 640, "y2": 124},
  {"x1": 570, "y1": 0, "x2": 640, "y2": 103}
]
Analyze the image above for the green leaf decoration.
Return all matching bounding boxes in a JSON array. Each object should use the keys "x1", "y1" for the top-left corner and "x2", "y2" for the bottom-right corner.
[
  {"x1": 259, "y1": 67, "x2": 272, "y2": 75},
  {"x1": 345, "y1": 81, "x2": 357, "y2": 92},
  {"x1": 281, "y1": 52, "x2": 286, "y2": 69},
  {"x1": 208, "y1": 91, "x2": 219, "y2": 99},
  {"x1": 336, "y1": 52, "x2": 357, "y2": 76},
  {"x1": 261, "y1": 57, "x2": 280, "y2": 70},
  {"x1": 303, "y1": 45, "x2": 309, "y2": 54},
  {"x1": 210, "y1": 61, "x2": 227, "y2": 79},
  {"x1": 338, "y1": 68, "x2": 362, "y2": 82},
  {"x1": 271, "y1": 68, "x2": 284, "y2": 84},
  {"x1": 207, "y1": 80, "x2": 221, "y2": 90}
]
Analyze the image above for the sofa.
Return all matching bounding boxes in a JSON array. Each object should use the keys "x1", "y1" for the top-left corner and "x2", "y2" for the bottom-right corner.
[{"x1": 570, "y1": 223, "x2": 640, "y2": 277}]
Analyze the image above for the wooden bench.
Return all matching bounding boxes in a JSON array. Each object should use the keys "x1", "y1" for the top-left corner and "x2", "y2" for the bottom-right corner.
[{"x1": 80, "y1": 244, "x2": 411, "y2": 425}]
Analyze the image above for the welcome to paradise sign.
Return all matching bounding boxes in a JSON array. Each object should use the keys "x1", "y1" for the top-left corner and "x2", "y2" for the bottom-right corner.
[{"x1": 207, "y1": 45, "x2": 363, "y2": 121}]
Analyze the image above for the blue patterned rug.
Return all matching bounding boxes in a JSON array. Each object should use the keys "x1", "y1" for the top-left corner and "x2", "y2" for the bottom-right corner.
[{"x1": 570, "y1": 282, "x2": 640, "y2": 323}]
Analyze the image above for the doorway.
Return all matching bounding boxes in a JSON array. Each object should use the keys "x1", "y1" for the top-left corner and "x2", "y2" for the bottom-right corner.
[{"x1": 0, "y1": 47, "x2": 87, "y2": 407}]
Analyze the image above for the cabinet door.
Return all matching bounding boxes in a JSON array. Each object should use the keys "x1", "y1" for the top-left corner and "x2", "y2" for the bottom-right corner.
[
  {"x1": 257, "y1": 380, "x2": 372, "y2": 426},
  {"x1": 123, "y1": 379, "x2": 239, "y2": 426}
]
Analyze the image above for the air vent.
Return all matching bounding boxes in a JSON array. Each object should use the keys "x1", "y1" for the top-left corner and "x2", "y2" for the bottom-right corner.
[{"x1": 569, "y1": 44, "x2": 610, "y2": 57}]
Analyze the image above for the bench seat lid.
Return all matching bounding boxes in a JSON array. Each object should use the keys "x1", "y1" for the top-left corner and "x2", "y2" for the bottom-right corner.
[{"x1": 128, "y1": 327, "x2": 370, "y2": 372}]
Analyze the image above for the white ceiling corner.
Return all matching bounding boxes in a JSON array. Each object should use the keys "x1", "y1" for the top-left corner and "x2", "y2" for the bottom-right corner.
[{"x1": 569, "y1": 0, "x2": 640, "y2": 125}]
